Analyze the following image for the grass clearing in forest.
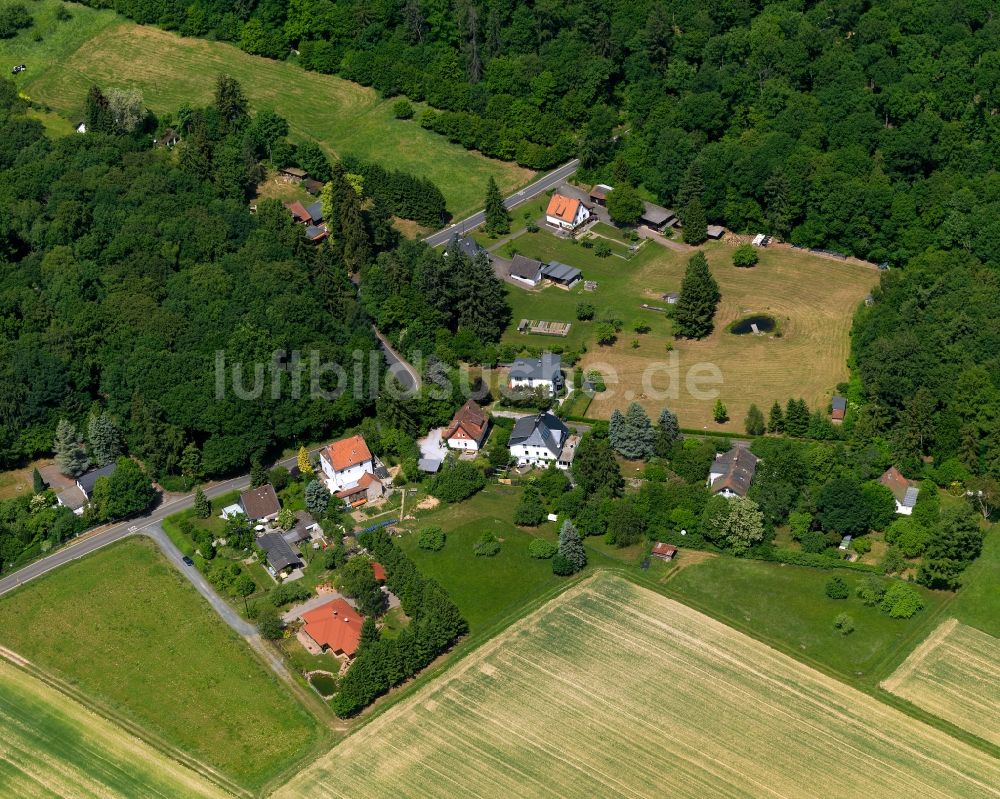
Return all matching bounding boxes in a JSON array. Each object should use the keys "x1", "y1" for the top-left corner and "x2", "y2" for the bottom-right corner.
[
  {"x1": 1, "y1": 0, "x2": 532, "y2": 217},
  {"x1": 0, "y1": 659, "x2": 229, "y2": 799},
  {"x1": 882, "y1": 619, "x2": 1000, "y2": 747},
  {"x1": 275, "y1": 573, "x2": 1000, "y2": 799},
  {"x1": 0, "y1": 537, "x2": 323, "y2": 791}
]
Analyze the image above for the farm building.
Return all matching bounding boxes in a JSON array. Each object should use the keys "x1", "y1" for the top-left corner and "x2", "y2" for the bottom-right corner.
[
  {"x1": 545, "y1": 193, "x2": 591, "y2": 231},
  {"x1": 509, "y1": 354, "x2": 563, "y2": 395},
  {"x1": 239, "y1": 484, "x2": 281, "y2": 522},
  {"x1": 831, "y1": 395, "x2": 847, "y2": 423},
  {"x1": 58, "y1": 463, "x2": 125, "y2": 517},
  {"x1": 508, "y1": 255, "x2": 545, "y2": 286},
  {"x1": 300, "y1": 598, "x2": 363, "y2": 659},
  {"x1": 541, "y1": 261, "x2": 582, "y2": 288},
  {"x1": 640, "y1": 202, "x2": 676, "y2": 230},
  {"x1": 444, "y1": 400, "x2": 491, "y2": 451},
  {"x1": 651, "y1": 542, "x2": 678, "y2": 561},
  {"x1": 705, "y1": 225, "x2": 725, "y2": 239},
  {"x1": 589, "y1": 184, "x2": 613, "y2": 206},
  {"x1": 879, "y1": 466, "x2": 920, "y2": 516},
  {"x1": 257, "y1": 532, "x2": 303, "y2": 578},
  {"x1": 708, "y1": 447, "x2": 759, "y2": 498}
]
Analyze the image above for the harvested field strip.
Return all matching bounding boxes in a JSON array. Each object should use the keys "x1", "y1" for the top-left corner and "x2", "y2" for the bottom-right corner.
[
  {"x1": 882, "y1": 619, "x2": 1000, "y2": 746},
  {"x1": 276, "y1": 573, "x2": 1000, "y2": 799},
  {"x1": 0, "y1": 659, "x2": 229, "y2": 799}
]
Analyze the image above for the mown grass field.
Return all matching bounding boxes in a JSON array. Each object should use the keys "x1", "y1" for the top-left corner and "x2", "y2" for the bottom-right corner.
[
  {"x1": 882, "y1": 619, "x2": 1000, "y2": 747},
  {"x1": 275, "y1": 573, "x2": 1000, "y2": 799},
  {"x1": 0, "y1": 538, "x2": 322, "y2": 791},
  {"x1": 947, "y1": 526, "x2": 1000, "y2": 637},
  {"x1": 664, "y1": 555, "x2": 948, "y2": 686},
  {"x1": 0, "y1": 0, "x2": 532, "y2": 217},
  {"x1": 0, "y1": 659, "x2": 228, "y2": 798}
]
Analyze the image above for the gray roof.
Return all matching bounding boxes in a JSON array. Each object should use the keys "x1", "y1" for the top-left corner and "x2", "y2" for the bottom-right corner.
[
  {"x1": 509, "y1": 412, "x2": 569, "y2": 456},
  {"x1": 541, "y1": 261, "x2": 581, "y2": 283},
  {"x1": 509, "y1": 254, "x2": 544, "y2": 280},
  {"x1": 77, "y1": 463, "x2": 117, "y2": 496},
  {"x1": 831, "y1": 396, "x2": 847, "y2": 412},
  {"x1": 305, "y1": 225, "x2": 326, "y2": 240},
  {"x1": 710, "y1": 447, "x2": 759, "y2": 497},
  {"x1": 57, "y1": 485, "x2": 88, "y2": 510},
  {"x1": 305, "y1": 201, "x2": 324, "y2": 224},
  {"x1": 418, "y1": 458, "x2": 441, "y2": 473},
  {"x1": 706, "y1": 225, "x2": 725, "y2": 238},
  {"x1": 641, "y1": 202, "x2": 675, "y2": 226},
  {"x1": 902, "y1": 486, "x2": 920, "y2": 509},
  {"x1": 258, "y1": 533, "x2": 301, "y2": 572},
  {"x1": 510, "y1": 354, "x2": 562, "y2": 383},
  {"x1": 445, "y1": 235, "x2": 484, "y2": 260}
]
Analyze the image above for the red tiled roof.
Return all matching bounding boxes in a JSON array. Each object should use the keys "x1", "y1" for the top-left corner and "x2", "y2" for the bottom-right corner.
[
  {"x1": 546, "y1": 193, "x2": 582, "y2": 224},
  {"x1": 651, "y1": 542, "x2": 677, "y2": 559},
  {"x1": 371, "y1": 562, "x2": 386, "y2": 582},
  {"x1": 324, "y1": 435, "x2": 372, "y2": 472},
  {"x1": 285, "y1": 201, "x2": 310, "y2": 224},
  {"x1": 444, "y1": 400, "x2": 489, "y2": 445},
  {"x1": 879, "y1": 466, "x2": 912, "y2": 503},
  {"x1": 301, "y1": 598, "x2": 363, "y2": 657},
  {"x1": 334, "y1": 471, "x2": 383, "y2": 499},
  {"x1": 239, "y1": 484, "x2": 280, "y2": 520}
]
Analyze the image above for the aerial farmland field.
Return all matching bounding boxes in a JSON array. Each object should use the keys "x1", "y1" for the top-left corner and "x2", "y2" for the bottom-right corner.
[
  {"x1": 275, "y1": 573, "x2": 1000, "y2": 799},
  {"x1": 0, "y1": 658, "x2": 228, "y2": 799},
  {"x1": 882, "y1": 619, "x2": 1000, "y2": 747}
]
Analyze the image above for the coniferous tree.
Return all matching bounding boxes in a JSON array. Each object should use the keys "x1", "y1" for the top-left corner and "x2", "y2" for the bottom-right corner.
[
  {"x1": 179, "y1": 442, "x2": 202, "y2": 481},
  {"x1": 785, "y1": 398, "x2": 810, "y2": 437},
  {"x1": 680, "y1": 197, "x2": 708, "y2": 245},
  {"x1": 214, "y1": 74, "x2": 249, "y2": 132},
  {"x1": 713, "y1": 399, "x2": 729, "y2": 423},
  {"x1": 84, "y1": 86, "x2": 112, "y2": 134},
  {"x1": 555, "y1": 520, "x2": 587, "y2": 574},
  {"x1": 655, "y1": 408, "x2": 681, "y2": 457},
  {"x1": 572, "y1": 435, "x2": 624, "y2": 497},
  {"x1": 455, "y1": 252, "x2": 511, "y2": 340},
  {"x1": 250, "y1": 458, "x2": 268, "y2": 488},
  {"x1": 32, "y1": 468, "x2": 45, "y2": 494},
  {"x1": 54, "y1": 419, "x2": 89, "y2": 477},
  {"x1": 483, "y1": 176, "x2": 510, "y2": 235},
  {"x1": 359, "y1": 616, "x2": 380, "y2": 649},
  {"x1": 677, "y1": 162, "x2": 704, "y2": 209},
  {"x1": 194, "y1": 486, "x2": 212, "y2": 518},
  {"x1": 608, "y1": 409, "x2": 627, "y2": 453},
  {"x1": 768, "y1": 401, "x2": 785, "y2": 433},
  {"x1": 87, "y1": 411, "x2": 123, "y2": 467},
  {"x1": 745, "y1": 403, "x2": 766, "y2": 436},
  {"x1": 305, "y1": 479, "x2": 331, "y2": 517},
  {"x1": 614, "y1": 402, "x2": 656, "y2": 460},
  {"x1": 673, "y1": 252, "x2": 720, "y2": 339}
]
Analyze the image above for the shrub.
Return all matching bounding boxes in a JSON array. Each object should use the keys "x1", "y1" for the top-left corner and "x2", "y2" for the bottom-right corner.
[
  {"x1": 551, "y1": 553, "x2": 575, "y2": 575},
  {"x1": 268, "y1": 466, "x2": 290, "y2": 491},
  {"x1": 55, "y1": 4, "x2": 71, "y2": 21},
  {"x1": 833, "y1": 613, "x2": 855, "y2": 635},
  {"x1": 575, "y1": 302, "x2": 596, "y2": 320},
  {"x1": 430, "y1": 460, "x2": 486, "y2": 502},
  {"x1": 417, "y1": 525, "x2": 446, "y2": 551},
  {"x1": 880, "y1": 582, "x2": 924, "y2": 618},
  {"x1": 0, "y1": 3, "x2": 32, "y2": 38},
  {"x1": 528, "y1": 539, "x2": 557, "y2": 559},
  {"x1": 825, "y1": 575, "x2": 849, "y2": 599},
  {"x1": 270, "y1": 582, "x2": 312, "y2": 607},
  {"x1": 473, "y1": 531, "x2": 501, "y2": 557},
  {"x1": 732, "y1": 244, "x2": 759, "y2": 267},
  {"x1": 594, "y1": 241, "x2": 612, "y2": 258},
  {"x1": 392, "y1": 99, "x2": 414, "y2": 119},
  {"x1": 643, "y1": 464, "x2": 667, "y2": 482},
  {"x1": 856, "y1": 574, "x2": 886, "y2": 606},
  {"x1": 256, "y1": 605, "x2": 283, "y2": 640}
]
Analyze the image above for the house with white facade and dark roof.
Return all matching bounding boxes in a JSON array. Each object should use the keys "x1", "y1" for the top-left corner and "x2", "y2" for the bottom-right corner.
[
  {"x1": 508, "y1": 255, "x2": 544, "y2": 287},
  {"x1": 509, "y1": 412, "x2": 573, "y2": 469},
  {"x1": 708, "y1": 447, "x2": 759, "y2": 498},
  {"x1": 509, "y1": 354, "x2": 563, "y2": 396}
]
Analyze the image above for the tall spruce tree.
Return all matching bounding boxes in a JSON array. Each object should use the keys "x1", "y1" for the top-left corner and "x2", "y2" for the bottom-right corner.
[
  {"x1": 655, "y1": 408, "x2": 681, "y2": 457},
  {"x1": 455, "y1": 251, "x2": 511, "y2": 340},
  {"x1": 556, "y1": 520, "x2": 586, "y2": 573},
  {"x1": 250, "y1": 458, "x2": 268, "y2": 488},
  {"x1": 483, "y1": 176, "x2": 509, "y2": 235},
  {"x1": 768, "y1": 401, "x2": 785, "y2": 433},
  {"x1": 785, "y1": 398, "x2": 810, "y2": 437},
  {"x1": 32, "y1": 468, "x2": 45, "y2": 494},
  {"x1": 194, "y1": 486, "x2": 212, "y2": 518},
  {"x1": 680, "y1": 197, "x2": 708, "y2": 245},
  {"x1": 87, "y1": 411, "x2": 123, "y2": 467},
  {"x1": 572, "y1": 435, "x2": 624, "y2": 497},
  {"x1": 616, "y1": 402, "x2": 656, "y2": 460},
  {"x1": 608, "y1": 409, "x2": 627, "y2": 453},
  {"x1": 54, "y1": 419, "x2": 89, "y2": 477},
  {"x1": 674, "y1": 252, "x2": 720, "y2": 339}
]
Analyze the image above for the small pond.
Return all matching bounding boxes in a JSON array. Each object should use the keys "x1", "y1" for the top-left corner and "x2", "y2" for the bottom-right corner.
[
  {"x1": 730, "y1": 314, "x2": 776, "y2": 335},
  {"x1": 309, "y1": 672, "x2": 337, "y2": 696}
]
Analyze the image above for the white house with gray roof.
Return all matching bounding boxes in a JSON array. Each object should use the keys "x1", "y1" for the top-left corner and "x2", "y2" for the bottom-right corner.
[
  {"x1": 509, "y1": 412, "x2": 575, "y2": 469},
  {"x1": 509, "y1": 354, "x2": 563, "y2": 395}
]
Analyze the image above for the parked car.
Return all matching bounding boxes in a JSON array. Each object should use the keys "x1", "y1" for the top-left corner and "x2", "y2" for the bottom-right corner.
[{"x1": 181, "y1": 555, "x2": 194, "y2": 566}]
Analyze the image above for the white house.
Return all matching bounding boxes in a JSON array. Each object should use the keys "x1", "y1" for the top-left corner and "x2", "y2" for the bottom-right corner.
[
  {"x1": 509, "y1": 412, "x2": 573, "y2": 469},
  {"x1": 509, "y1": 353, "x2": 563, "y2": 396},
  {"x1": 545, "y1": 193, "x2": 590, "y2": 230},
  {"x1": 879, "y1": 466, "x2": 919, "y2": 515},
  {"x1": 508, "y1": 255, "x2": 544, "y2": 287},
  {"x1": 320, "y1": 434, "x2": 375, "y2": 493},
  {"x1": 56, "y1": 463, "x2": 117, "y2": 516},
  {"x1": 708, "y1": 447, "x2": 759, "y2": 498},
  {"x1": 444, "y1": 400, "x2": 491, "y2": 451}
]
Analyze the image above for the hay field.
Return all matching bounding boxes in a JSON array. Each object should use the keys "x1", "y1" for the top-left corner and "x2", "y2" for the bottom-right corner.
[
  {"x1": 0, "y1": 658, "x2": 229, "y2": 798},
  {"x1": 578, "y1": 242, "x2": 878, "y2": 429},
  {"x1": 1, "y1": 1, "x2": 532, "y2": 217},
  {"x1": 882, "y1": 619, "x2": 1000, "y2": 746},
  {"x1": 276, "y1": 573, "x2": 1000, "y2": 799}
]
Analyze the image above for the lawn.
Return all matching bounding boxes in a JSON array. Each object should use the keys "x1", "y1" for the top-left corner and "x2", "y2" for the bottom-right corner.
[
  {"x1": 882, "y1": 619, "x2": 1000, "y2": 747},
  {"x1": 0, "y1": 659, "x2": 229, "y2": 799},
  {"x1": 1, "y1": 0, "x2": 533, "y2": 217},
  {"x1": 0, "y1": 537, "x2": 323, "y2": 791},
  {"x1": 663, "y1": 555, "x2": 949, "y2": 686},
  {"x1": 946, "y1": 525, "x2": 1000, "y2": 637},
  {"x1": 275, "y1": 573, "x2": 1000, "y2": 799}
]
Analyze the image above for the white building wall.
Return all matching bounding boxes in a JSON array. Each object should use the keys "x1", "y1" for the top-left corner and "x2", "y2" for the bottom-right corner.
[{"x1": 321, "y1": 458, "x2": 374, "y2": 493}]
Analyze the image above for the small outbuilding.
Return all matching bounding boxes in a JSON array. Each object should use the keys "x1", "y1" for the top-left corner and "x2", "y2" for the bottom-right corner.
[
  {"x1": 705, "y1": 225, "x2": 725, "y2": 239},
  {"x1": 541, "y1": 261, "x2": 582, "y2": 289},
  {"x1": 651, "y1": 542, "x2": 678, "y2": 561},
  {"x1": 640, "y1": 202, "x2": 676, "y2": 230},
  {"x1": 508, "y1": 255, "x2": 544, "y2": 287},
  {"x1": 589, "y1": 184, "x2": 613, "y2": 206},
  {"x1": 831, "y1": 395, "x2": 847, "y2": 424},
  {"x1": 258, "y1": 532, "x2": 303, "y2": 577},
  {"x1": 279, "y1": 166, "x2": 308, "y2": 183}
]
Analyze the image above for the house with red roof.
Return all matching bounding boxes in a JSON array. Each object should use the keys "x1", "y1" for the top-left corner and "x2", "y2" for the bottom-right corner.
[
  {"x1": 300, "y1": 598, "x2": 363, "y2": 659},
  {"x1": 444, "y1": 400, "x2": 491, "y2": 452},
  {"x1": 545, "y1": 192, "x2": 590, "y2": 231},
  {"x1": 320, "y1": 434, "x2": 375, "y2": 493},
  {"x1": 371, "y1": 562, "x2": 386, "y2": 583},
  {"x1": 335, "y1": 471, "x2": 387, "y2": 508}
]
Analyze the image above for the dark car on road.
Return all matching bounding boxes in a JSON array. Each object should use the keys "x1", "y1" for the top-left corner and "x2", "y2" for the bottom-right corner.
[{"x1": 181, "y1": 556, "x2": 194, "y2": 566}]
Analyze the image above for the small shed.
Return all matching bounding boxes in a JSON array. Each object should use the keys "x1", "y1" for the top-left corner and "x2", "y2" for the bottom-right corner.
[
  {"x1": 279, "y1": 166, "x2": 308, "y2": 182},
  {"x1": 705, "y1": 225, "x2": 725, "y2": 239},
  {"x1": 831, "y1": 395, "x2": 847, "y2": 424},
  {"x1": 662, "y1": 292, "x2": 680, "y2": 304},
  {"x1": 651, "y1": 542, "x2": 678, "y2": 561},
  {"x1": 303, "y1": 178, "x2": 324, "y2": 195},
  {"x1": 589, "y1": 184, "x2": 613, "y2": 206},
  {"x1": 838, "y1": 535, "x2": 852, "y2": 551},
  {"x1": 541, "y1": 261, "x2": 582, "y2": 289},
  {"x1": 640, "y1": 202, "x2": 676, "y2": 231}
]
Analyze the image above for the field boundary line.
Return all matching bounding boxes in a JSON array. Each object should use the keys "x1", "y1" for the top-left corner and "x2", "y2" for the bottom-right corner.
[{"x1": 881, "y1": 618, "x2": 958, "y2": 694}]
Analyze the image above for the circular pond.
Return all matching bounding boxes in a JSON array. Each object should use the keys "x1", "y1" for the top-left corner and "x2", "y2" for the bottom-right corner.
[{"x1": 730, "y1": 314, "x2": 776, "y2": 335}]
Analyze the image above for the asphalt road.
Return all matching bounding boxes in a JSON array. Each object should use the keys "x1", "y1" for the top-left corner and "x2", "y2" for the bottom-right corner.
[
  {"x1": 374, "y1": 326, "x2": 420, "y2": 393},
  {"x1": 424, "y1": 158, "x2": 581, "y2": 247}
]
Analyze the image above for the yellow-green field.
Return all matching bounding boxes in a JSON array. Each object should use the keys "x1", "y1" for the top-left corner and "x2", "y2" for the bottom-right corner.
[
  {"x1": 0, "y1": 658, "x2": 228, "y2": 798},
  {"x1": 275, "y1": 573, "x2": 1000, "y2": 799},
  {"x1": 1, "y1": 0, "x2": 532, "y2": 217},
  {"x1": 882, "y1": 619, "x2": 1000, "y2": 747},
  {"x1": 574, "y1": 241, "x2": 878, "y2": 429}
]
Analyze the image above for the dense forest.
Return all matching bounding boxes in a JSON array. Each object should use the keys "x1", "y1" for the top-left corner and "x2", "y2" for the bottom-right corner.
[{"x1": 77, "y1": 0, "x2": 1000, "y2": 263}]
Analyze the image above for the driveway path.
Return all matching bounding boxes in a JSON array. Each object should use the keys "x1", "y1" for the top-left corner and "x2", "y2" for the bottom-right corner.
[{"x1": 425, "y1": 158, "x2": 580, "y2": 247}]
